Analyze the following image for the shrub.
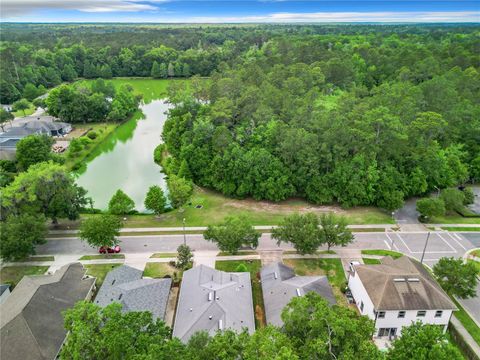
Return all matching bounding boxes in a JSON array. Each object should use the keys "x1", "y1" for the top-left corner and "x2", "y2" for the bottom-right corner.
[
  {"x1": 87, "y1": 131, "x2": 97, "y2": 140},
  {"x1": 416, "y1": 197, "x2": 445, "y2": 220},
  {"x1": 440, "y1": 188, "x2": 464, "y2": 212},
  {"x1": 463, "y1": 188, "x2": 474, "y2": 205}
]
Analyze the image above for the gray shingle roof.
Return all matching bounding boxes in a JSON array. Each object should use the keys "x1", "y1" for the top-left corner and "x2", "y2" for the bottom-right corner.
[
  {"x1": 173, "y1": 265, "x2": 255, "y2": 343},
  {"x1": 260, "y1": 262, "x2": 336, "y2": 326},
  {"x1": 94, "y1": 265, "x2": 172, "y2": 320},
  {"x1": 0, "y1": 263, "x2": 95, "y2": 360},
  {"x1": 0, "y1": 127, "x2": 40, "y2": 138},
  {"x1": 354, "y1": 256, "x2": 456, "y2": 311}
]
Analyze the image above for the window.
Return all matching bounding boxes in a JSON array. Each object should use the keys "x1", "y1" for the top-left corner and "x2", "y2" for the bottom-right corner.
[
  {"x1": 398, "y1": 311, "x2": 406, "y2": 318},
  {"x1": 378, "y1": 311, "x2": 386, "y2": 319},
  {"x1": 360, "y1": 301, "x2": 364, "y2": 312},
  {"x1": 435, "y1": 310, "x2": 443, "y2": 318},
  {"x1": 417, "y1": 311, "x2": 426, "y2": 317}
]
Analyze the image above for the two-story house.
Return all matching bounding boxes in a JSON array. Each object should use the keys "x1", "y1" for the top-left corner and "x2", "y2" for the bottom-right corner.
[{"x1": 348, "y1": 256, "x2": 456, "y2": 340}]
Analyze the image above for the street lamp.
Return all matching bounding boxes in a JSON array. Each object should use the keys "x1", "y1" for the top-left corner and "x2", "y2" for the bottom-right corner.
[
  {"x1": 182, "y1": 218, "x2": 186, "y2": 246},
  {"x1": 420, "y1": 232, "x2": 431, "y2": 264}
]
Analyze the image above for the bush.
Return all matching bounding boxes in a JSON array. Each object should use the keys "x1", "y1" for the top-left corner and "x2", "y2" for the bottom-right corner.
[
  {"x1": 235, "y1": 263, "x2": 248, "y2": 272},
  {"x1": 87, "y1": 131, "x2": 98, "y2": 140},
  {"x1": 463, "y1": 188, "x2": 474, "y2": 205},
  {"x1": 153, "y1": 144, "x2": 164, "y2": 165},
  {"x1": 440, "y1": 188, "x2": 465, "y2": 212},
  {"x1": 78, "y1": 136, "x2": 92, "y2": 147},
  {"x1": 416, "y1": 197, "x2": 445, "y2": 220}
]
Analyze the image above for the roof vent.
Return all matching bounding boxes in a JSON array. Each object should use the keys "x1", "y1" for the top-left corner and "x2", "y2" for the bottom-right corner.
[
  {"x1": 394, "y1": 278, "x2": 406, "y2": 282},
  {"x1": 189, "y1": 308, "x2": 193, "y2": 312},
  {"x1": 218, "y1": 320, "x2": 223, "y2": 330},
  {"x1": 296, "y1": 289, "x2": 301, "y2": 297},
  {"x1": 274, "y1": 272, "x2": 278, "y2": 279},
  {"x1": 407, "y1": 278, "x2": 420, "y2": 282},
  {"x1": 208, "y1": 292, "x2": 213, "y2": 301},
  {"x1": 112, "y1": 280, "x2": 116, "y2": 285},
  {"x1": 118, "y1": 294, "x2": 123, "y2": 300},
  {"x1": 209, "y1": 316, "x2": 212, "y2": 320}
]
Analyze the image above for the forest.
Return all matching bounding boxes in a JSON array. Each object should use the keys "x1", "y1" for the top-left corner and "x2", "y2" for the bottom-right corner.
[{"x1": 1, "y1": 24, "x2": 479, "y2": 210}]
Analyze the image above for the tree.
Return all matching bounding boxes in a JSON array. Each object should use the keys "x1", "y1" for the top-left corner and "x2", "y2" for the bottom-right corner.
[
  {"x1": 176, "y1": 244, "x2": 193, "y2": 270},
  {"x1": 282, "y1": 292, "x2": 382, "y2": 359},
  {"x1": 0, "y1": 108, "x2": 14, "y2": 131},
  {"x1": 1, "y1": 161, "x2": 88, "y2": 223},
  {"x1": 318, "y1": 213, "x2": 354, "y2": 251},
  {"x1": 433, "y1": 257, "x2": 479, "y2": 299},
  {"x1": 272, "y1": 213, "x2": 321, "y2": 255},
  {"x1": 144, "y1": 185, "x2": 167, "y2": 215},
  {"x1": 388, "y1": 322, "x2": 463, "y2": 360},
  {"x1": 177, "y1": 159, "x2": 192, "y2": 180},
  {"x1": 151, "y1": 61, "x2": 162, "y2": 78},
  {"x1": 168, "y1": 62, "x2": 175, "y2": 77},
  {"x1": 22, "y1": 83, "x2": 44, "y2": 101},
  {"x1": 62, "y1": 64, "x2": 77, "y2": 81},
  {"x1": 61, "y1": 301, "x2": 184, "y2": 360},
  {"x1": 12, "y1": 98, "x2": 30, "y2": 117},
  {"x1": 79, "y1": 214, "x2": 122, "y2": 249},
  {"x1": 167, "y1": 174, "x2": 193, "y2": 209},
  {"x1": 439, "y1": 188, "x2": 465, "y2": 212},
  {"x1": 416, "y1": 198, "x2": 445, "y2": 219},
  {"x1": 204, "y1": 216, "x2": 260, "y2": 254},
  {"x1": 108, "y1": 189, "x2": 135, "y2": 215},
  {"x1": 243, "y1": 326, "x2": 298, "y2": 360},
  {"x1": 15, "y1": 134, "x2": 54, "y2": 171},
  {"x1": 0, "y1": 214, "x2": 47, "y2": 261}
]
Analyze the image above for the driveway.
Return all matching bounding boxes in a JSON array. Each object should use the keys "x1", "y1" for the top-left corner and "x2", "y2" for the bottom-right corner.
[
  {"x1": 467, "y1": 186, "x2": 480, "y2": 215},
  {"x1": 458, "y1": 281, "x2": 480, "y2": 326}
]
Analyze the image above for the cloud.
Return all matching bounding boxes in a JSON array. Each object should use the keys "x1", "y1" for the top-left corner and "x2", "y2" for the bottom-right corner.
[
  {"x1": 183, "y1": 11, "x2": 480, "y2": 23},
  {"x1": 1, "y1": 0, "x2": 167, "y2": 17}
]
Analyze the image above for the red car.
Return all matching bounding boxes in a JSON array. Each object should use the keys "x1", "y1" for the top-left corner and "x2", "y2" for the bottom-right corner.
[{"x1": 99, "y1": 245, "x2": 121, "y2": 254}]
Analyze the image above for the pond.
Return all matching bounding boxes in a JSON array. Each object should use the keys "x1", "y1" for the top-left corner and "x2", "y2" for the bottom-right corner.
[{"x1": 75, "y1": 100, "x2": 170, "y2": 212}]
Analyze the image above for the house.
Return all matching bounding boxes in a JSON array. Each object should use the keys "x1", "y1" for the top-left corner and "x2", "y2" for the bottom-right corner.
[
  {"x1": 21, "y1": 119, "x2": 72, "y2": 136},
  {"x1": 1, "y1": 104, "x2": 13, "y2": 112},
  {"x1": 348, "y1": 256, "x2": 456, "y2": 340},
  {"x1": 0, "y1": 263, "x2": 95, "y2": 360},
  {"x1": 173, "y1": 265, "x2": 255, "y2": 343},
  {"x1": 260, "y1": 262, "x2": 336, "y2": 326},
  {"x1": 0, "y1": 284, "x2": 10, "y2": 304},
  {"x1": 94, "y1": 265, "x2": 172, "y2": 320},
  {"x1": 0, "y1": 127, "x2": 43, "y2": 159}
]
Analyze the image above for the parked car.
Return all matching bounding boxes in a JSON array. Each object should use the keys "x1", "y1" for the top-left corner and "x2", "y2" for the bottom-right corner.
[{"x1": 99, "y1": 245, "x2": 121, "y2": 254}]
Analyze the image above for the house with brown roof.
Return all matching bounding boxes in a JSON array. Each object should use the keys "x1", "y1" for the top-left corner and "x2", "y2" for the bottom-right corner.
[
  {"x1": 347, "y1": 256, "x2": 456, "y2": 340},
  {"x1": 0, "y1": 263, "x2": 95, "y2": 360}
]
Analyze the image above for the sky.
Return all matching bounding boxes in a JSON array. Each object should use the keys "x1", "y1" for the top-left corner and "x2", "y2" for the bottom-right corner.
[{"x1": 1, "y1": 0, "x2": 479, "y2": 23}]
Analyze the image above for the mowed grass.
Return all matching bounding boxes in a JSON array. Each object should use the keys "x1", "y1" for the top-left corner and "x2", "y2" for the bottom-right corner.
[
  {"x1": 0, "y1": 266, "x2": 49, "y2": 288},
  {"x1": 84, "y1": 263, "x2": 122, "y2": 288},
  {"x1": 362, "y1": 258, "x2": 382, "y2": 265},
  {"x1": 451, "y1": 297, "x2": 480, "y2": 346},
  {"x1": 79, "y1": 254, "x2": 125, "y2": 260},
  {"x1": 467, "y1": 259, "x2": 480, "y2": 273},
  {"x1": 470, "y1": 249, "x2": 480, "y2": 257},
  {"x1": 283, "y1": 258, "x2": 347, "y2": 306},
  {"x1": 13, "y1": 103, "x2": 35, "y2": 117},
  {"x1": 428, "y1": 213, "x2": 480, "y2": 224},
  {"x1": 143, "y1": 263, "x2": 184, "y2": 283},
  {"x1": 215, "y1": 260, "x2": 265, "y2": 328},
  {"x1": 361, "y1": 249, "x2": 403, "y2": 259},
  {"x1": 442, "y1": 227, "x2": 480, "y2": 231}
]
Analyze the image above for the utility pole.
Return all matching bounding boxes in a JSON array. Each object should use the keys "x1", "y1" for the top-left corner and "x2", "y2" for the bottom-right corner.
[
  {"x1": 183, "y1": 217, "x2": 186, "y2": 246},
  {"x1": 420, "y1": 232, "x2": 431, "y2": 264}
]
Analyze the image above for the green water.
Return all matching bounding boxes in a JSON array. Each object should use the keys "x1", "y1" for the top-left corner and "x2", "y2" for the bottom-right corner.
[{"x1": 75, "y1": 100, "x2": 170, "y2": 212}]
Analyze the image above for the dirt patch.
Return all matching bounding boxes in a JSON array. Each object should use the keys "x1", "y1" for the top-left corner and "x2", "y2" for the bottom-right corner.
[
  {"x1": 255, "y1": 304, "x2": 265, "y2": 328},
  {"x1": 164, "y1": 286, "x2": 179, "y2": 327}
]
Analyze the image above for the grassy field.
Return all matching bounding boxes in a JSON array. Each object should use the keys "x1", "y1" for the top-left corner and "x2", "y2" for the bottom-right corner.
[
  {"x1": 13, "y1": 256, "x2": 55, "y2": 262},
  {"x1": 283, "y1": 258, "x2": 347, "y2": 306},
  {"x1": 84, "y1": 263, "x2": 122, "y2": 287},
  {"x1": 361, "y1": 249, "x2": 403, "y2": 259},
  {"x1": 451, "y1": 297, "x2": 480, "y2": 346},
  {"x1": 442, "y1": 227, "x2": 480, "y2": 231},
  {"x1": 150, "y1": 253, "x2": 177, "y2": 258},
  {"x1": 215, "y1": 260, "x2": 265, "y2": 328},
  {"x1": 79, "y1": 254, "x2": 125, "y2": 260},
  {"x1": 13, "y1": 103, "x2": 35, "y2": 117},
  {"x1": 0, "y1": 266, "x2": 49, "y2": 288},
  {"x1": 429, "y1": 213, "x2": 480, "y2": 224}
]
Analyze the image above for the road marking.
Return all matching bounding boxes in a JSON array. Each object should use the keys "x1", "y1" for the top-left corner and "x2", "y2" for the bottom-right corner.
[
  {"x1": 395, "y1": 233, "x2": 413, "y2": 253},
  {"x1": 383, "y1": 240, "x2": 391, "y2": 250},
  {"x1": 446, "y1": 233, "x2": 467, "y2": 251},
  {"x1": 437, "y1": 233, "x2": 458, "y2": 252},
  {"x1": 453, "y1": 233, "x2": 463, "y2": 241}
]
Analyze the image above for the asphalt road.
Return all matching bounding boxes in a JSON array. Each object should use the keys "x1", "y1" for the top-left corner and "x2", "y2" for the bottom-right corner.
[{"x1": 38, "y1": 231, "x2": 478, "y2": 267}]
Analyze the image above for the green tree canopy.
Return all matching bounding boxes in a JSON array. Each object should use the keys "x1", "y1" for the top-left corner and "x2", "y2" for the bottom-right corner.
[
  {"x1": 167, "y1": 174, "x2": 193, "y2": 209},
  {"x1": 12, "y1": 98, "x2": 31, "y2": 116},
  {"x1": 79, "y1": 214, "x2": 122, "y2": 249},
  {"x1": 439, "y1": 188, "x2": 465, "y2": 212},
  {"x1": 433, "y1": 257, "x2": 479, "y2": 299},
  {"x1": 0, "y1": 108, "x2": 14, "y2": 131},
  {"x1": 272, "y1": 213, "x2": 321, "y2": 255},
  {"x1": 0, "y1": 214, "x2": 47, "y2": 261},
  {"x1": 108, "y1": 189, "x2": 135, "y2": 215},
  {"x1": 318, "y1": 213, "x2": 354, "y2": 251},
  {"x1": 416, "y1": 198, "x2": 445, "y2": 219},
  {"x1": 144, "y1": 185, "x2": 167, "y2": 215},
  {"x1": 204, "y1": 216, "x2": 260, "y2": 254},
  {"x1": 176, "y1": 244, "x2": 193, "y2": 270},
  {"x1": 388, "y1": 322, "x2": 463, "y2": 360},
  {"x1": 15, "y1": 134, "x2": 54, "y2": 171}
]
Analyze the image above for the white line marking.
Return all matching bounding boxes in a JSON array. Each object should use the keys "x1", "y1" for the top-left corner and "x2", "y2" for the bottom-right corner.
[
  {"x1": 384, "y1": 240, "x2": 391, "y2": 250},
  {"x1": 437, "y1": 233, "x2": 458, "y2": 252},
  {"x1": 395, "y1": 233, "x2": 413, "y2": 253},
  {"x1": 453, "y1": 233, "x2": 462, "y2": 241},
  {"x1": 446, "y1": 233, "x2": 466, "y2": 251}
]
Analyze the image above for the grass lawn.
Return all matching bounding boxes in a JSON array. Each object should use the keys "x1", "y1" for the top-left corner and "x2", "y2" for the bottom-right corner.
[
  {"x1": 13, "y1": 256, "x2": 54, "y2": 262},
  {"x1": 467, "y1": 259, "x2": 480, "y2": 273},
  {"x1": 428, "y1": 213, "x2": 480, "y2": 224},
  {"x1": 13, "y1": 103, "x2": 35, "y2": 117},
  {"x1": 283, "y1": 250, "x2": 336, "y2": 255},
  {"x1": 84, "y1": 263, "x2": 122, "y2": 288},
  {"x1": 63, "y1": 123, "x2": 118, "y2": 171},
  {"x1": 79, "y1": 254, "x2": 125, "y2": 260},
  {"x1": 283, "y1": 258, "x2": 347, "y2": 306},
  {"x1": 361, "y1": 249, "x2": 403, "y2": 259},
  {"x1": 0, "y1": 266, "x2": 49, "y2": 288},
  {"x1": 470, "y1": 249, "x2": 480, "y2": 257},
  {"x1": 215, "y1": 260, "x2": 265, "y2": 328},
  {"x1": 150, "y1": 253, "x2": 177, "y2": 258},
  {"x1": 144, "y1": 262, "x2": 182, "y2": 279},
  {"x1": 217, "y1": 251, "x2": 258, "y2": 256},
  {"x1": 442, "y1": 227, "x2": 480, "y2": 231},
  {"x1": 451, "y1": 297, "x2": 480, "y2": 345},
  {"x1": 362, "y1": 258, "x2": 382, "y2": 265}
]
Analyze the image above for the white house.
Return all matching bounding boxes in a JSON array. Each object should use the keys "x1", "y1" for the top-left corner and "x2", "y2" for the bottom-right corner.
[{"x1": 348, "y1": 256, "x2": 456, "y2": 340}]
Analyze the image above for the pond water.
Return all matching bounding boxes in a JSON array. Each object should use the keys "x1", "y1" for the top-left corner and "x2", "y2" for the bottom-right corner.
[{"x1": 75, "y1": 100, "x2": 170, "y2": 212}]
